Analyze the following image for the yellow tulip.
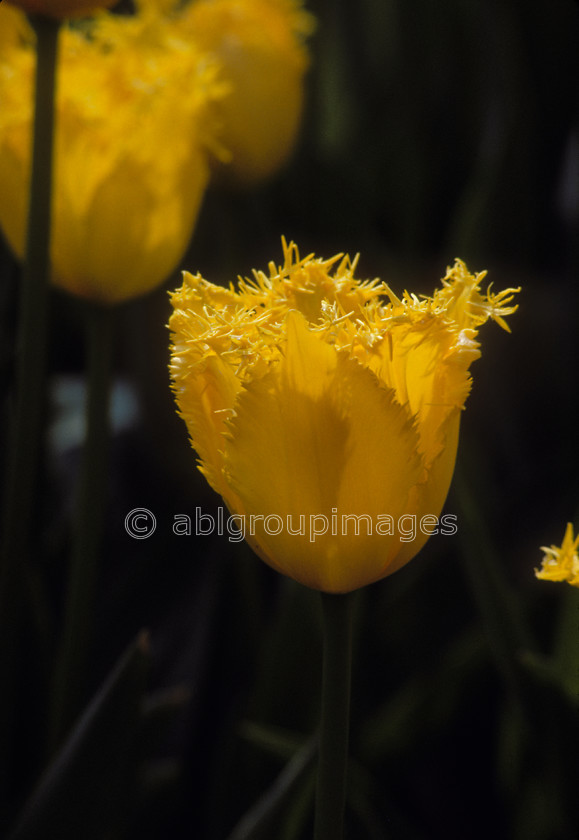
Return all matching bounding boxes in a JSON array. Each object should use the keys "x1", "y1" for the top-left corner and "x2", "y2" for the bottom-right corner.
[
  {"x1": 169, "y1": 240, "x2": 519, "y2": 593},
  {"x1": 181, "y1": 0, "x2": 314, "y2": 184},
  {"x1": 6, "y1": 0, "x2": 115, "y2": 19},
  {"x1": 535, "y1": 523, "x2": 579, "y2": 588},
  {"x1": 0, "y1": 1, "x2": 226, "y2": 305},
  {"x1": 0, "y1": 4, "x2": 34, "y2": 46}
]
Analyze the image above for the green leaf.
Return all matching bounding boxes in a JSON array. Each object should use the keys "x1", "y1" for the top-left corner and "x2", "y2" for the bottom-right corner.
[
  {"x1": 8, "y1": 632, "x2": 149, "y2": 840},
  {"x1": 238, "y1": 721, "x2": 305, "y2": 761},
  {"x1": 225, "y1": 738, "x2": 316, "y2": 840}
]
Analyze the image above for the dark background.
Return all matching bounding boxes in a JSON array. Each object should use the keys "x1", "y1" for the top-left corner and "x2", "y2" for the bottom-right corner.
[{"x1": 1, "y1": 0, "x2": 578, "y2": 838}]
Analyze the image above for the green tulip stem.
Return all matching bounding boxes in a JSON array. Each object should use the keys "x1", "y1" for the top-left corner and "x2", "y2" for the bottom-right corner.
[
  {"x1": 0, "y1": 15, "x2": 59, "y2": 817},
  {"x1": 49, "y1": 303, "x2": 114, "y2": 752},
  {"x1": 0, "y1": 15, "x2": 59, "y2": 594},
  {"x1": 314, "y1": 591, "x2": 355, "y2": 840}
]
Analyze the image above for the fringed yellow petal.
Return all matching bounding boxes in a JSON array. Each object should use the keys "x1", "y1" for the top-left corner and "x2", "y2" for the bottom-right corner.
[
  {"x1": 169, "y1": 289, "x2": 244, "y2": 506},
  {"x1": 362, "y1": 258, "x2": 518, "y2": 466},
  {"x1": 223, "y1": 311, "x2": 423, "y2": 592},
  {"x1": 366, "y1": 314, "x2": 473, "y2": 466},
  {"x1": 385, "y1": 411, "x2": 460, "y2": 575}
]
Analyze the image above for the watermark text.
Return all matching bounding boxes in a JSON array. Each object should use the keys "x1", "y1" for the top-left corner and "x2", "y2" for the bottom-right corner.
[{"x1": 125, "y1": 506, "x2": 457, "y2": 542}]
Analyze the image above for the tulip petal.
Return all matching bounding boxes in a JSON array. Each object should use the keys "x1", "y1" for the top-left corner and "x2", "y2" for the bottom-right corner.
[
  {"x1": 224, "y1": 311, "x2": 424, "y2": 592},
  {"x1": 172, "y1": 350, "x2": 243, "y2": 506},
  {"x1": 54, "y1": 153, "x2": 208, "y2": 304},
  {"x1": 368, "y1": 318, "x2": 473, "y2": 468},
  {"x1": 386, "y1": 410, "x2": 460, "y2": 574}
]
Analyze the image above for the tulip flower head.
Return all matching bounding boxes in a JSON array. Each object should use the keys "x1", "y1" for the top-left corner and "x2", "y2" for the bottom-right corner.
[
  {"x1": 535, "y1": 523, "x2": 579, "y2": 588},
  {"x1": 0, "y1": 0, "x2": 227, "y2": 304},
  {"x1": 169, "y1": 241, "x2": 519, "y2": 593},
  {"x1": 181, "y1": 0, "x2": 314, "y2": 184}
]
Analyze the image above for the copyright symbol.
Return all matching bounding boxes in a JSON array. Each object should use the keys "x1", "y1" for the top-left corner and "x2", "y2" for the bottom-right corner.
[{"x1": 125, "y1": 508, "x2": 156, "y2": 539}]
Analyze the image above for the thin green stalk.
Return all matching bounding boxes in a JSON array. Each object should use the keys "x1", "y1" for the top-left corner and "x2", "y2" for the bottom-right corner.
[
  {"x1": 0, "y1": 15, "x2": 59, "y2": 574},
  {"x1": 0, "y1": 15, "x2": 59, "y2": 826},
  {"x1": 49, "y1": 303, "x2": 115, "y2": 752},
  {"x1": 314, "y1": 591, "x2": 355, "y2": 840}
]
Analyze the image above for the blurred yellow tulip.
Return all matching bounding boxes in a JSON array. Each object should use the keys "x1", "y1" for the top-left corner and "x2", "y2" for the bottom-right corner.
[
  {"x1": 0, "y1": 4, "x2": 34, "y2": 45},
  {"x1": 0, "y1": 1, "x2": 226, "y2": 305},
  {"x1": 182, "y1": 0, "x2": 314, "y2": 184},
  {"x1": 169, "y1": 240, "x2": 519, "y2": 592}
]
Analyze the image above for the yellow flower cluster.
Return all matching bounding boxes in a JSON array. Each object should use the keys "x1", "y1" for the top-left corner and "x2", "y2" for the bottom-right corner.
[
  {"x1": 0, "y1": 0, "x2": 226, "y2": 304},
  {"x1": 0, "y1": 0, "x2": 313, "y2": 304},
  {"x1": 536, "y1": 523, "x2": 579, "y2": 588},
  {"x1": 169, "y1": 240, "x2": 519, "y2": 592}
]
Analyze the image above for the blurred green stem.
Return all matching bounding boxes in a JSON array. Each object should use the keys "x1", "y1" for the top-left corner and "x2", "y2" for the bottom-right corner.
[
  {"x1": 0, "y1": 15, "x2": 59, "y2": 605},
  {"x1": 0, "y1": 15, "x2": 59, "y2": 825},
  {"x1": 314, "y1": 591, "x2": 354, "y2": 840},
  {"x1": 49, "y1": 303, "x2": 114, "y2": 752}
]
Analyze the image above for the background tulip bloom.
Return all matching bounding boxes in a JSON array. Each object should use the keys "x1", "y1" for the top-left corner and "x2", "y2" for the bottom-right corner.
[
  {"x1": 535, "y1": 523, "x2": 579, "y2": 587},
  {"x1": 0, "y1": 1, "x2": 226, "y2": 305},
  {"x1": 0, "y1": 4, "x2": 34, "y2": 46},
  {"x1": 181, "y1": 0, "x2": 314, "y2": 184},
  {"x1": 169, "y1": 240, "x2": 519, "y2": 593}
]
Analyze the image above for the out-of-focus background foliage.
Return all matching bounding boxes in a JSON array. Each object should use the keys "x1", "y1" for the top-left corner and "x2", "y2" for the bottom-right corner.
[{"x1": 1, "y1": 0, "x2": 578, "y2": 838}]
